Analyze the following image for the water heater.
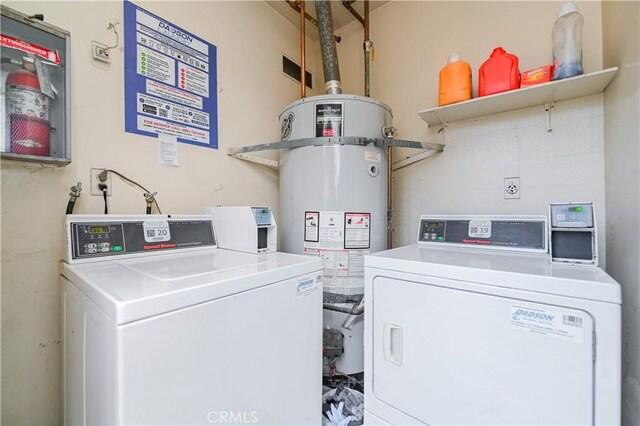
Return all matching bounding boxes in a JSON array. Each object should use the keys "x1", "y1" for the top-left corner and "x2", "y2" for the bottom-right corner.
[{"x1": 279, "y1": 94, "x2": 391, "y2": 376}]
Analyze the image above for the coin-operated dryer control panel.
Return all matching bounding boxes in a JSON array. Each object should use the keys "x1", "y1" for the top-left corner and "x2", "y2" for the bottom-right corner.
[
  {"x1": 205, "y1": 206, "x2": 277, "y2": 254},
  {"x1": 549, "y1": 202, "x2": 597, "y2": 265}
]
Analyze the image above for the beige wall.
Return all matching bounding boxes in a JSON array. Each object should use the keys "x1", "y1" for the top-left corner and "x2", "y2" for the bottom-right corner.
[
  {"x1": 332, "y1": 1, "x2": 640, "y2": 422},
  {"x1": 602, "y1": 2, "x2": 640, "y2": 425},
  {"x1": 0, "y1": 1, "x2": 319, "y2": 424},
  {"x1": 334, "y1": 1, "x2": 607, "y2": 250}
]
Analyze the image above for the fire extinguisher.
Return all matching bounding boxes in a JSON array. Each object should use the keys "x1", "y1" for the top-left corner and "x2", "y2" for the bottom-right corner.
[{"x1": 6, "y1": 66, "x2": 50, "y2": 156}]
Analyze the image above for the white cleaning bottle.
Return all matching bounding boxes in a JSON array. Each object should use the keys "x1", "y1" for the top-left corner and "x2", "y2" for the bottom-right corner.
[{"x1": 552, "y1": 2, "x2": 584, "y2": 80}]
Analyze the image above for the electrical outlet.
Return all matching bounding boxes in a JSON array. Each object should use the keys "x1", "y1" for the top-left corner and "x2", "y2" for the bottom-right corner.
[
  {"x1": 90, "y1": 168, "x2": 112, "y2": 196},
  {"x1": 92, "y1": 42, "x2": 111, "y2": 63},
  {"x1": 504, "y1": 177, "x2": 521, "y2": 199}
]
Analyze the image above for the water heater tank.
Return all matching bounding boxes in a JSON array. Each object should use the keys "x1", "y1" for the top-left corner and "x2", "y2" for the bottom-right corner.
[{"x1": 279, "y1": 94, "x2": 391, "y2": 297}]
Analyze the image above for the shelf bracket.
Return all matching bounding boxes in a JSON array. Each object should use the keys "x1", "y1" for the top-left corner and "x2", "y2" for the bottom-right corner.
[
  {"x1": 432, "y1": 110, "x2": 448, "y2": 128},
  {"x1": 392, "y1": 149, "x2": 439, "y2": 171},
  {"x1": 545, "y1": 100, "x2": 555, "y2": 133},
  {"x1": 228, "y1": 152, "x2": 278, "y2": 169}
]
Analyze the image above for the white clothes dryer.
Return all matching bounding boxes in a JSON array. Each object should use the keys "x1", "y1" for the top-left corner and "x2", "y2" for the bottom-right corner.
[{"x1": 364, "y1": 215, "x2": 621, "y2": 425}]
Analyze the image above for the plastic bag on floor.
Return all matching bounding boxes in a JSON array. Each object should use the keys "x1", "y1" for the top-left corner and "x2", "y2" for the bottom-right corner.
[{"x1": 322, "y1": 386, "x2": 364, "y2": 426}]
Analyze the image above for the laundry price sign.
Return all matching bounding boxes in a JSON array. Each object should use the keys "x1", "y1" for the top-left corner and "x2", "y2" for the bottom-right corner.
[{"x1": 124, "y1": 1, "x2": 218, "y2": 148}]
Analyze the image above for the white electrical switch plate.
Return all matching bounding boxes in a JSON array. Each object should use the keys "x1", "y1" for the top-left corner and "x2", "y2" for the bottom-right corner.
[
  {"x1": 92, "y1": 42, "x2": 111, "y2": 63},
  {"x1": 90, "y1": 168, "x2": 112, "y2": 196}
]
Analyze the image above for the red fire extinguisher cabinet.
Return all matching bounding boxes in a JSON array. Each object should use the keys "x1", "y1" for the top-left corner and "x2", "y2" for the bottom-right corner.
[{"x1": 1, "y1": 5, "x2": 70, "y2": 165}]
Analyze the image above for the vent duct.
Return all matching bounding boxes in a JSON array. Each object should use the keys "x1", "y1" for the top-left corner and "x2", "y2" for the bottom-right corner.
[{"x1": 315, "y1": 0, "x2": 342, "y2": 94}]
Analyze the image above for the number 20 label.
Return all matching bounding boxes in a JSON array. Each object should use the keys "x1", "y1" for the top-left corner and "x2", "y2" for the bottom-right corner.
[{"x1": 143, "y1": 221, "x2": 171, "y2": 243}]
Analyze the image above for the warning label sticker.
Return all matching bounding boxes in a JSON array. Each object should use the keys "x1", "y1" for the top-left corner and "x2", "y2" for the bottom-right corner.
[
  {"x1": 315, "y1": 103, "x2": 343, "y2": 137},
  {"x1": 345, "y1": 213, "x2": 371, "y2": 249},
  {"x1": 317, "y1": 211, "x2": 345, "y2": 249},
  {"x1": 303, "y1": 211, "x2": 371, "y2": 281},
  {"x1": 511, "y1": 304, "x2": 585, "y2": 344},
  {"x1": 348, "y1": 249, "x2": 369, "y2": 276},
  {"x1": 365, "y1": 151, "x2": 382, "y2": 163},
  {"x1": 304, "y1": 211, "x2": 320, "y2": 242}
]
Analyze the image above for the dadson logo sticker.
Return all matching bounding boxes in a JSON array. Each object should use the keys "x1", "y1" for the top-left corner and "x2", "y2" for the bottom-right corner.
[{"x1": 511, "y1": 304, "x2": 585, "y2": 344}]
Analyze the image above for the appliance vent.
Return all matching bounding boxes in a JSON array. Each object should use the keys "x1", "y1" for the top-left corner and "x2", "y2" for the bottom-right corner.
[{"x1": 282, "y1": 55, "x2": 312, "y2": 89}]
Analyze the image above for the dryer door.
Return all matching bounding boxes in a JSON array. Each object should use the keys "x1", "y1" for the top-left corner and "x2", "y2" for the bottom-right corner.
[{"x1": 371, "y1": 275, "x2": 594, "y2": 425}]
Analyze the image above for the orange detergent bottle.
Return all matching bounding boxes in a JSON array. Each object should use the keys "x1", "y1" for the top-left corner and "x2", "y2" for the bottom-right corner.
[
  {"x1": 478, "y1": 47, "x2": 520, "y2": 97},
  {"x1": 438, "y1": 53, "x2": 472, "y2": 106}
]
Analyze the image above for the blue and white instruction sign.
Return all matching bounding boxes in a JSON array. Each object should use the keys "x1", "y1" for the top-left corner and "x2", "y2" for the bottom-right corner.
[{"x1": 124, "y1": 1, "x2": 218, "y2": 148}]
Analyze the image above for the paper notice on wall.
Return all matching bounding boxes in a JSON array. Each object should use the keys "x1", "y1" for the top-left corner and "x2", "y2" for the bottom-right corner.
[
  {"x1": 345, "y1": 213, "x2": 371, "y2": 249},
  {"x1": 124, "y1": 0, "x2": 218, "y2": 148},
  {"x1": 159, "y1": 134, "x2": 178, "y2": 166}
]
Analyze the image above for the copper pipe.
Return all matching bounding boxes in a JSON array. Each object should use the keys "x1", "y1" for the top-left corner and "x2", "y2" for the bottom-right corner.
[
  {"x1": 300, "y1": 0, "x2": 306, "y2": 98},
  {"x1": 364, "y1": 0, "x2": 369, "y2": 40},
  {"x1": 287, "y1": 0, "x2": 317, "y2": 26},
  {"x1": 288, "y1": 0, "x2": 341, "y2": 42}
]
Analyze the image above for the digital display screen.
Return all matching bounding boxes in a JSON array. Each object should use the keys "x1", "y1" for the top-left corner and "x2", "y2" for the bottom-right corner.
[
  {"x1": 253, "y1": 208, "x2": 271, "y2": 226},
  {"x1": 89, "y1": 226, "x2": 109, "y2": 234},
  {"x1": 569, "y1": 207, "x2": 584, "y2": 212},
  {"x1": 427, "y1": 222, "x2": 442, "y2": 227}
]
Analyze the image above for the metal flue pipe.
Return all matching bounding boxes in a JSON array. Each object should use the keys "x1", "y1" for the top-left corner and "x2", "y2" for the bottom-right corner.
[
  {"x1": 300, "y1": 0, "x2": 306, "y2": 98},
  {"x1": 315, "y1": 0, "x2": 342, "y2": 94}
]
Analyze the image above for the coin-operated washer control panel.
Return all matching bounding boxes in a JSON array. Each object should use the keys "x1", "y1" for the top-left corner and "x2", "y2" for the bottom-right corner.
[
  {"x1": 73, "y1": 224, "x2": 126, "y2": 256},
  {"x1": 549, "y1": 202, "x2": 597, "y2": 265},
  {"x1": 205, "y1": 206, "x2": 277, "y2": 254},
  {"x1": 417, "y1": 215, "x2": 548, "y2": 253},
  {"x1": 66, "y1": 215, "x2": 217, "y2": 262}
]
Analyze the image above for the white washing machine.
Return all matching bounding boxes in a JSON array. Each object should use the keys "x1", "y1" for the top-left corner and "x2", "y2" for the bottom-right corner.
[
  {"x1": 61, "y1": 215, "x2": 323, "y2": 425},
  {"x1": 364, "y1": 215, "x2": 621, "y2": 425}
]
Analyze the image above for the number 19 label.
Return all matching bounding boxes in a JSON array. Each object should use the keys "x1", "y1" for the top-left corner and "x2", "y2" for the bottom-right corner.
[{"x1": 468, "y1": 220, "x2": 492, "y2": 238}]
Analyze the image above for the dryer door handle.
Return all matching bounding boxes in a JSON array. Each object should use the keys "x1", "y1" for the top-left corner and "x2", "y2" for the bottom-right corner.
[{"x1": 383, "y1": 322, "x2": 403, "y2": 365}]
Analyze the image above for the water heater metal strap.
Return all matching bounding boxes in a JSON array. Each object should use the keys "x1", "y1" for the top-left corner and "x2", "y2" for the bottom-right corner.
[{"x1": 228, "y1": 136, "x2": 444, "y2": 156}]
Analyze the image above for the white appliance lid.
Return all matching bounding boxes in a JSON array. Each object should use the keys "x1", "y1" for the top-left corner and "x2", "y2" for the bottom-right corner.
[
  {"x1": 62, "y1": 249, "x2": 321, "y2": 324},
  {"x1": 366, "y1": 245, "x2": 620, "y2": 304}
]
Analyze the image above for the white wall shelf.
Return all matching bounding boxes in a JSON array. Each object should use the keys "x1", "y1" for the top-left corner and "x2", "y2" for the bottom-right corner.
[{"x1": 418, "y1": 67, "x2": 618, "y2": 129}]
